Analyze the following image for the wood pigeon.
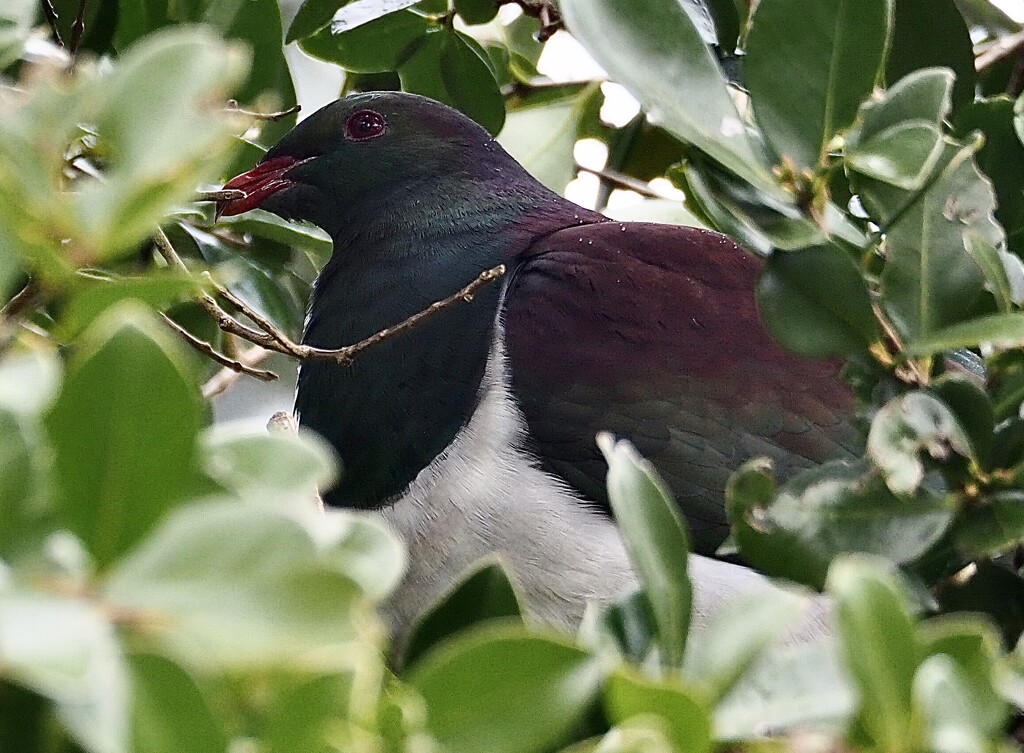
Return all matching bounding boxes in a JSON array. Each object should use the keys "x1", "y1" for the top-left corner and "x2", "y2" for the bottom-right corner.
[{"x1": 217, "y1": 92, "x2": 853, "y2": 639}]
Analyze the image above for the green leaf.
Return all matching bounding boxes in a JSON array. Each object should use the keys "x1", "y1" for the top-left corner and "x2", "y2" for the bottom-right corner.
[
  {"x1": 579, "y1": 589, "x2": 657, "y2": 666},
  {"x1": 954, "y1": 492, "x2": 1024, "y2": 557},
  {"x1": 0, "y1": 0, "x2": 34, "y2": 68},
  {"x1": 907, "y1": 312, "x2": 1024, "y2": 356},
  {"x1": 0, "y1": 589, "x2": 129, "y2": 753},
  {"x1": 299, "y1": 9, "x2": 430, "y2": 73},
  {"x1": 78, "y1": 28, "x2": 247, "y2": 260},
  {"x1": 930, "y1": 373, "x2": 994, "y2": 463},
  {"x1": 102, "y1": 501, "x2": 375, "y2": 669},
  {"x1": 756, "y1": 244, "x2": 877, "y2": 357},
  {"x1": 330, "y1": 0, "x2": 423, "y2": 33},
  {"x1": 455, "y1": 0, "x2": 497, "y2": 25},
  {"x1": 886, "y1": 0, "x2": 975, "y2": 115},
  {"x1": 879, "y1": 140, "x2": 1003, "y2": 341},
  {"x1": 846, "y1": 121, "x2": 944, "y2": 189},
  {"x1": 560, "y1": 0, "x2": 781, "y2": 197},
  {"x1": 287, "y1": 0, "x2": 352, "y2": 42},
  {"x1": 57, "y1": 273, "x2": 203, "y2": 340},
  {"x1": 202, "y1": 427, "x2": 337, "y2": 506},
  {"x1": 266, "y1": 674, "x2": 353, "y2": 753},
  {"x1": 828, "y1": 556, "x2": 920, "y2": 751},
  {"x1": 398, "y1": 29, "x2": 505, "y2": 135},
  {"x1": 914, "y1": 655, "x2": 993, "y2": 753},
  {"x1": 402, "y1": 557, "x2": 524, "y2": 670},
  {"x1": 683, "y1": 590, "x2": 802, "y2": 702},
  {"x1": 129, "y1": 654, "x2": 226, "y2": 753},
  {"x1": 867, "y1": 391, "x2": 974, "y2": 495},
  {"x1": 0, "y1": 345, "x2": 62, "y2": 419},
  {"x1": 961, "y1": 230, "x2": 1021, "y2": 312},
  {"x1": 0, "y1": 408, "x2": 51, "y2": 560},
  {"x1": 744, "y1": 0, "x2": 892, "y2": 170},
  {"x1": 937, "y1": 562, "x2": 1024, "y2": 646},
  {"x1": 218, "y1": 209, "x2": 333, "y2": 259},
  {"x1": 852, "y1": 67, "x2": 955, "y2": 142},
  {"x1": 407, "y1": 625, "x2": 603, "y2": 753},
  {"x1": 44, "y1": 304, "x2": 203, "y2": 569},
  {"x1": 603, "y1": 668, "x2": 711, "y2": 753},
  {"x1": 714, "y1": 637, "x2": 856, "y2": 737},
  {"x1": 598, "y1": 435, "x2": 691, "y2": 668},
  {"x1": 727, "y1": 459, "x2": 953, "y2": 589}
]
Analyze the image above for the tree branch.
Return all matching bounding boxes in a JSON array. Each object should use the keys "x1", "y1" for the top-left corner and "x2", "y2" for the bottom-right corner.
[
  {"x1": 161, "y1": 313, "x2": 277, "y2": 383},
  {"x1": 41, "y1": 0, "x2": 66, "y2": 47},
  {"x1": 203, "y1": 346, "x2": 274, "y2": 399},
  {"x1": 68, "y1": 0, "x2": 88, "y2": 56}
]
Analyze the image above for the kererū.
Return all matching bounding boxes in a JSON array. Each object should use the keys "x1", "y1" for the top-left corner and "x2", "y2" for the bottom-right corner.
[{"x1": 217, "y1": 92, "x2": 853, "y2": 639}]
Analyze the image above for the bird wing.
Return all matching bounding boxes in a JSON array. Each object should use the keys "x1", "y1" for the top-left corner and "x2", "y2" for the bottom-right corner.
[{"x1": 502, "y1": 221, "x2": 859, "y2": 555}]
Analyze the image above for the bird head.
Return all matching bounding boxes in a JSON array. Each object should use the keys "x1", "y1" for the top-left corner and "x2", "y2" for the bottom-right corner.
[{"x1": 216, "y1": 92, "x2": 511, "y2": 234}]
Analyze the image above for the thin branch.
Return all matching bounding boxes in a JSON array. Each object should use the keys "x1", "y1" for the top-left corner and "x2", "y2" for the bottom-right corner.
[
  {"x1": 576, "y1": 164, "x2": 663, "y2": 199},
  {"x1": 203, "y1": 272, "x2": 296, "y2": 350},
  {"x1": 203, "y1": 346, "x2": 274, "y2": 399},
  {"x1": 976, "y1": 27, "x2": 1024, "y2": 72},
  {"x1": 497, "y1": 0, "x2": 563, "y2": 40},
  {"x1": 161, "y1": 314, "x2": 277, "y2": 383},
  {"x1": 68, "y1": 0, "x2": 87, "y2": 56},
  {"x1": 197, "y1": 189, "x2": 245, "y2": 202},
  {"x1": 41, "y1": 0, "x2": 65, "y2": 47},
  {"x1": 225, "y1": 100, "x2": 301, "y2": 122},
  {"x1": 871, "y1": 300, "x2": 929, "y2": 386}
]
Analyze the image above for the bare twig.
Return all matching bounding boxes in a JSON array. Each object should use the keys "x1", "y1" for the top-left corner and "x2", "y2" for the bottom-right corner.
[
  {"x1": 225, "y1": 100, "x2": 301, "y2": 122},
  {"x1": 69, "y1": 0, "x2": 87, "y2": 56},
  {"x1": 576, "y1": 164, "x2": 663, "y2": 199},
  {"x1": 498, "y1": 0, "x2": 563, "y2": 40},
  {"x1": 871, "y1": 301, "x2": 929, "y2": 386},
  {"x1": 162, "y1": 313, "x2": 277, "y2": 382},
  {"x1": 41, "y1": 0, "x2": 65, "y2": 47},
  {"x1": 203, "y1": 346, "x2": 274, "y2": 399},
  {"x1": 198, "y1": 189, "x2": 246, "y2": 202},
  {"x1": 976, "y1": 27, "x2": 1024, "y2": 72}
]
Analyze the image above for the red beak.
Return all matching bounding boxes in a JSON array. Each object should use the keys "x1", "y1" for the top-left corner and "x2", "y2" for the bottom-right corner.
[{"x1": 215, "y1": 155, "x2": 303, "y2": 219}]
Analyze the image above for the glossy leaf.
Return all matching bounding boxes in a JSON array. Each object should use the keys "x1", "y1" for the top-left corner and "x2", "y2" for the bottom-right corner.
[
  {"x1": 604, "y1": 669, "x2": 711, "y2": 753},
  {"x1": 288, "y1": 0, "x2": 352, "y2": 42},
  {"x1": 756, "y1": 244, "x2": 877, "y2": 357},
  {"x1": 102, "y1": 501, "x2": 374, "y2": 669},
  {"x1": 744, "y1": 0, "x2": 892, "y2": 170},
  {"x1": 455, "y1": 0, "x2": 498, "y2": 25},
  {"x1": 44, "y1": 305, "x2": 203, "y2": 568},
  {"x1": 598, "y1": 435, "x2": 691, "y2": 668},
  {"x1": 828, "y1": 557, "x2": 920, "y2": 751},
  {"x1": 930, "y1": 374, "x2": 994, "y2": 463},
  {"x1": 403, "y1": 557, "x2": 524, "y2": 670},
  {"x1": 129, "y1": 654, "x2": 225, "y2": 753},
  {"x1": 300, "y1": 9, "x2": 430, "y2": 73},
  {"x1": 961, "y1": 230, "x2": 1021, "y2": 312},
  {"x1": 407, "y1": 626, "x2": 603, "y2": 753},
  {"x1": 879, "y1": 140, "x2": 1003, "y2": 341},
  {"x1": 561, "y1": 0, "x2": 781, "y2": 196},
  {"x1": 886, "y1": 0, "x2": 975, "y2": 114},
  {"x1": 846, "y1": 121, "x2": 944, "y2": 189},
  {"x1": 330, "y1": 0, "x2": 422, "y2": 33},
  {"x1": 906, "y1": 312, "x2": 1024, "y2": 356},
  {"x1": 727, "y1": 459, "x2": 953, "y2": 589}
]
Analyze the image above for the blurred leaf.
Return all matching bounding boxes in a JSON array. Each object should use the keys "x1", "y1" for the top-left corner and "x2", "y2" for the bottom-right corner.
[
  {"x1": 952, "y1": 0, "x2": 1020, "y2": 35},
  {"x1": 102, "y1": 501, "x2": 373, "y2": 669},
  {"x1": 399, "y1": 29, "x2": 505, "y2": 135},
  {"x1": 202, "y1": 427, "x2": 336, "y2": 506},
  {"x1": 954, "y1": 492, "x2": 1024, "y2": 557},
  {"x1": 961, "y1": 230, "x2": 1021, "y2": 312},
  {"x1": 45, "y1": 304, "x2": 203, "y2": 568},
  {"x1": 990, "y1": 350, "x2": 1024, "y2": 422},
  {"x1": 0, "y1": 345, "x2": 62, "y2": 418},
  {"x1": 407, "y1": 626, "x2": 603, "y2": 753},
  {"x1": 727, "y1": 459, "x2": 953, "y2": 589},
  {"x1": 561, "y1": 0, "x2": 782, "y2": 197},
  {"x1": 129, "y1": 654, "x2": 225, "y2": 753},
  {"x1": 77, "y1": 28, "x2": 247, "y2": 260},
  {"x1": 0, "y1": 589, "x2": 128, "y2": 753},
  {"x1": 936, "y1": 561, "x2": 1024, "y2": 647},
  {"x1": 579, "y1": 589, "x2": 657, "y2": 667},
  {"x1": 604, "y1": 669, "x2": 711, "y2": 753},
  {"x1": 756, "y1": 244, "x2": 877, "y2": 357},
  {"x1": 300, "y1": 9, "x2": 430, "y2": 73},
  {"x1": 0, "y1": 407, "x2": 51, "y2": 560},
  {"x1": 698, "y1": 0, "x2": 742, "y2": 51},
  {"x1": 906, "y1": 312, "x2": 1024, "y2": 355},
  {"x1": 288, "y1": 0, "x2": 352, "y2": 42},
  {"x1": 828, "y1": 557, "x2": 920, "y2": 751},
  {"x1": 886, "y1": 0, "x2": 975, "y2": 115},
  {"x1": 955, "y1": 97, "x2": 1024, "y2": 257},
  {"x1": 57, "y1": 273, "x2": 203, "y2": 340},
  {"x1": 598, "y1": 435, "x2": 691, "y2": 668},
  {"x1": 744, "y1": 0, "x2": 892, "y2": 170},
  {"x1": 266, "y1": 673, "x2": 353, "y2": 753},
  {"x1": 455, "y1": 0, "x2": 497, "y2": 25},
  {"x1": 879, "y1": 140, "x2": 1003, "y2": 341},
  {"x1": 930, "y1": 374, "x2": 994, "y2": 463},
  {"x1": 683, "y1": 590, "x2": 802, "y2": 702},
  {"x1": 0, "y1": 0, "x2": 33, "y2": 68},
  {"x1": 604, "y1": 199, "x2": 708, "y2": 228},
  {"x1": 914, "y1": 655, "x2": 993, "y2": 753},
  {"x1": 846, "y1": 121, "x2": 944, "y2": 189},
  {"x1": 403, "y1": 557, "x2": 524, "y2": 670},
  {"x1": 867, "y1": 391, "x2": 974, "y2": 495}
]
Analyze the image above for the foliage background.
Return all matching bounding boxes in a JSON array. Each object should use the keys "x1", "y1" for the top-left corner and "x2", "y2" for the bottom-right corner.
[{"x1": 2, "y1": 0, "x2": 1024, "y2": 751}]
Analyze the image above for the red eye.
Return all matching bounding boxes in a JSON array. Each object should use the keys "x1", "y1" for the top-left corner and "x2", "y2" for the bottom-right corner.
[{"x1": 345, "y1": 109, "x2": 387, "y2": 141}]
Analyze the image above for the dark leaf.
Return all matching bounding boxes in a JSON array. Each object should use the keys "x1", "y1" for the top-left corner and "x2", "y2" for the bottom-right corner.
[
  {"x1": 287, "y1": 0, "x2": 353, "y2": 43},
  {"x1": 299, "y1": 9, "x2": 430, "y2": 73}
]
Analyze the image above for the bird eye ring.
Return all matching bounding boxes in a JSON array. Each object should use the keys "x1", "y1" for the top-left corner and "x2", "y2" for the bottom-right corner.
[{"x1": 345, "y1": 110, "x2": 387, "y2": 141}]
